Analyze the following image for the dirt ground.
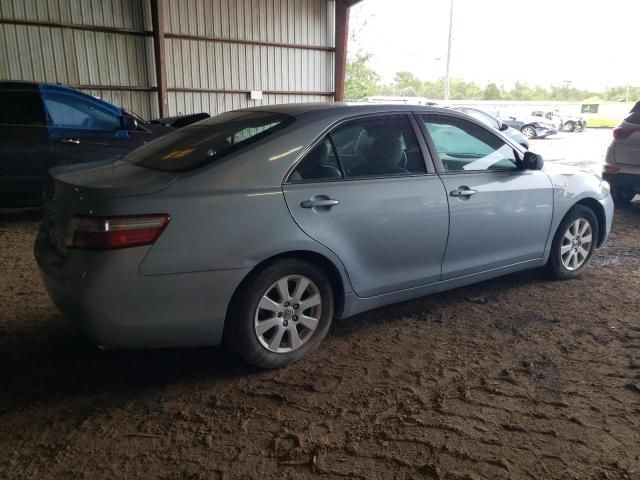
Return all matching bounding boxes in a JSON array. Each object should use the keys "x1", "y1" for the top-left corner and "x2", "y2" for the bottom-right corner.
[{"x1": 2, "y1": 148, "x2": 640, "y2": 478}]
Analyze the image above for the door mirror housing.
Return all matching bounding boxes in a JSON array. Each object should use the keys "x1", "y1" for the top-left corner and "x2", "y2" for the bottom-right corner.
[
  {"x1": 120, "y1": 115, "x2": 138, "y2": 131},
  {"x1": 522, "y1": 151, "x2": 544, "y2": 170},
  {"x1": 498, "y1": 121, "x2": 509, "y2": 132}
]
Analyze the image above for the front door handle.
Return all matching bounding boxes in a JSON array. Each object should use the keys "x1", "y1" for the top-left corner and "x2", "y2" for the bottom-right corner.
[
  {"x1": 300, "y1": 198, "x2": 339, "y2": 209},
  {"x1": 60, "y1": 138, "x2": 80, "y2": 144},
  {"x1": 450, "y1": 187, "x2": 477, "y2": 197}
]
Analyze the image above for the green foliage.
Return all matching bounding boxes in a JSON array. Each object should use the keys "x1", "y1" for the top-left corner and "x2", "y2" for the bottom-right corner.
[
  {"x1": 344, "y1": 53, "x2": 381, "y2": 101},
  {"x1": 343, "y1": 54, "x2": 640, "y2": 102},
  {"x1": 483, "y1": 83, "x2": 502, "y2": 100}
]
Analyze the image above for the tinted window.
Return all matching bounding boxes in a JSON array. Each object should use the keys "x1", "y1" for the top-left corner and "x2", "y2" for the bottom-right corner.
[
  {"x1": 124, "y1": 111, "x2": 292, "y2": 172},
  {"x1": 460, "y1": 109, "x2": 499, "y2": 129},
  {"x1": 625, "y1": 111, "x2": 640, "y2": 125},
  {"x1": 43, "y1": 91, "x2": 121, "y2": 130},
  {"x1": 423, "y1": 115, "x2": 518, "y2": 172},
  {"x1": 0, "y1": 90, "x2": 46, "y2": 126},
  {"x1": 289, "y1": 138, "x2": 344, "y2": 182},
  {"x1": 331, "y1": 115, "x2": 426, "y2": 178}
]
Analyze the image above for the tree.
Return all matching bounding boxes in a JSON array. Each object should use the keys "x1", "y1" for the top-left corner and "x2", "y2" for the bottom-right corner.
[
  {"x1": 344, "y1": 53, "x2": 380, "y2": 101},
  {"x1": 393, "y1": 71, "x2": 421, "y2": 95},
  {"x1": 483, "y1": 83, "x2": 502, "y2": 100}
]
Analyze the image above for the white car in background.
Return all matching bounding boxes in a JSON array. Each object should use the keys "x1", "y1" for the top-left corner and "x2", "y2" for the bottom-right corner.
[{"x1": 603, "y1": 101, "x2": 640, "y2": 206}]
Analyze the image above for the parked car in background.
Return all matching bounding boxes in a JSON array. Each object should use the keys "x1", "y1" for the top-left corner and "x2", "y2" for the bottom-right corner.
[
  {"x1": 36, "y1": 103, "x2": 613, "y2": 369},
  {"x1": 451, "y1": 106, "x2": 529, "y2": 148},
  {"x1": 0, "y1": 81, "x2": 209, "y2": 207},
  {"x1": 501, "y1": 113, "x2": 558, "y2": 139},
  {"x1": 531, "y1": 110, "x2": 585, "y2": 132},
  {"x1": 603, "y1": 102, "x2": 640, "y2": 206}
]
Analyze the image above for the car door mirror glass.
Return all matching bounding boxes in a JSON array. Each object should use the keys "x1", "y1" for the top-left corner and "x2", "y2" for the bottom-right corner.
[{"x1": 523, "y1": 151, "x2": 544, "y2": 170}]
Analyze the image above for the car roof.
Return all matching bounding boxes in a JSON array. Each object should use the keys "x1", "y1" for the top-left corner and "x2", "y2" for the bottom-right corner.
[
  {"x1": 0, "y1": 80, "x2": 82, "y2": 94},
  {"x1": 237, "y1": 102, "x2": 450, "y2": 118}
]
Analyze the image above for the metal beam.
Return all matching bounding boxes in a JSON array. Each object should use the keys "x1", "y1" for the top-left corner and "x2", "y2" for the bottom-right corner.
[
  {"x1": 150, "y1": 0, "x2": 168, "y2": 118},
  {"x1": 334, "y1": 0, "x2": 350, "y2": 102}
]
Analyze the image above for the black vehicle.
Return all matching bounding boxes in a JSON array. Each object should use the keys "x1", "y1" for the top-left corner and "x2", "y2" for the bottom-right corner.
[{"x1": 0, "y1": 81, "x2": 209, "y2": 207}]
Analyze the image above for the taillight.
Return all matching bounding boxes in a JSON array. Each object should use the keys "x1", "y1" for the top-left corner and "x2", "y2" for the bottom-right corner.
[
  {"x1": 64, "y1": 214, "x2": 170, "y2": 250},
  {"x1": 603, "y1": 165, "x2": 621, "y2": 173},
  {"x1": 613, "y1": 127, "x2": 640, "y2": 140}
]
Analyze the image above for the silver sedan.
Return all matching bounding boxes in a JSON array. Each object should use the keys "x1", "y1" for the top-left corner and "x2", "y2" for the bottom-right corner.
[{"x1": 36, "y1": 104, "x2": 614, "y2": 368}]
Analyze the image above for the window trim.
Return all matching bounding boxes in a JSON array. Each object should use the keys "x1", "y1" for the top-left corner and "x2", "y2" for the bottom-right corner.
[
  {"x1": 416, "y1": 112, "x2": 526, "y2": 176},
  {"x1": 283, "y1": 111, "x2": 437, "y2": 185}
]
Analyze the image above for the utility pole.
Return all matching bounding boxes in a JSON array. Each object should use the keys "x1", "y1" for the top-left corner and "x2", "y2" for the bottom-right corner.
[{"x1": 444, "y1": 0, "x2": 454, "y2": 100}]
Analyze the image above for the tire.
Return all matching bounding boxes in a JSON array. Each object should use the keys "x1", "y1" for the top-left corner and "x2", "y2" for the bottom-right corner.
[
  {"x1": 547, "y1": 205, "x2": 598, "y2": 280},
  {"x1": 611, "y1": 187, "x2": 635, "y2": 208},
  {"x1": 561, "y1": 121, "x2": 575, "y2": 132},
  {"x1": 226, "y1": 258, "x2": 334, "y2": 369},
  {"x1": 521, "y1": 126, "x2": 536, "y2": 139}
]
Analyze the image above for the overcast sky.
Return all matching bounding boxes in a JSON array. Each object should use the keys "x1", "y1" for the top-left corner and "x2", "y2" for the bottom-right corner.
[{"x1": 348, "y1": 0, "x2": 639, "y2": 90}]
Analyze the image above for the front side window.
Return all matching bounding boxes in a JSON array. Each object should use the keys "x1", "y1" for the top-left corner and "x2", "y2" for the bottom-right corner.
[
  {"x1": 0, "y1": 90, "x2": 46, "y2": 126},
  {"x1": 331, "y1": 115, "x2": 426, "y2": 178},
  {"x1": 423, "y1": 115, "x2": 518, "y2": 173},
  {"x1": 42, "y1": 91, "x2": 121, "y2": 130},
  {"x1": 124, "y1": 111, "x2": 292, "y2": 172}
]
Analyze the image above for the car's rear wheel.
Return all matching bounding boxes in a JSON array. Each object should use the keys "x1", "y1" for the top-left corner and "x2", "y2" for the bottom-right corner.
[
  {"x1": 547, "y1": 205, "x2": 598, "y2": 280},
  {"x1": 227, "y1": 258, "x2": 334, "y2": 369},
  {"x1": 521, "y1": 126, "x2": 536, "y2": 139}
]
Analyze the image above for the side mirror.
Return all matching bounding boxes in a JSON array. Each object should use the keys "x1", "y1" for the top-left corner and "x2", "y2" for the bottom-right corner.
[
  {"x1": 523, "y1": 151, "x2": 544, "y2": 170},
  {"x1": 120, "y1": 115, "x2": 138, "y2": 131},
  {"x1": 498, "y1": 122, "x2": 509, "y2": 131}
]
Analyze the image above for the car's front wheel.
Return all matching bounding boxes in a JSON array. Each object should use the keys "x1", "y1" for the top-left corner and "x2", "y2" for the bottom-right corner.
[
  {"x1": 521, "y1": 126, "x2": 536, "y2": 139},
  {"x1": 561, "y1": 121, "x2": 575, "y2": 132},
  {"x1": 227, "y1": 258, "x2": 334, "y2": 369},
  {"x1": 547, "y1": 205, "x2": 598, "y2": 280}
]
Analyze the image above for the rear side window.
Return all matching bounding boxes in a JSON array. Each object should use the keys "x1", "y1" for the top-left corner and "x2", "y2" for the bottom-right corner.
[
  {"x1": 289, "y1": 138, "x2": 344, "y2": 182},
  {"x1": 331, "y1": 115, "x2": 426, "y2": 178},
  {"x1": 0, "y1": 90, "x2": 46, "y2": 126},
  {"x1": 124, "y1": 111, "x2": 292, "y2": 172}
]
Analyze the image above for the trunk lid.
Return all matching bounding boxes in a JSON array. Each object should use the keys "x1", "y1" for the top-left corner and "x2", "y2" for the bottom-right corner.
[{"x1": 42, "y1": 160, "x2": 179, "y2": 257}]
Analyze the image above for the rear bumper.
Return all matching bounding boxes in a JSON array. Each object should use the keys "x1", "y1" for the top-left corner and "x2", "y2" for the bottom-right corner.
[
  {"x1": 602, "y1": 172, "x2": 640, "y2": 193},
  {"x1": 35, "y1": 233, "x2": 249, "y2": 349}
]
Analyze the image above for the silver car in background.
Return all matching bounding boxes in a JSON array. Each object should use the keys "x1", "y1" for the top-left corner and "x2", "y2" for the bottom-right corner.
[
  {"x1": 36, "y1": 104, "x2": 613, "y2": 368},
  {"x1": 450, "y1": 106, "x2": 530, "y2": 149},
  {"x1": 604, "y1": 101, "x2": 640, "y2": 206}
]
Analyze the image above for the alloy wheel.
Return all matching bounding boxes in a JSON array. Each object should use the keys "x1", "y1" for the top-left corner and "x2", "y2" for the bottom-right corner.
[
  {"x1": 522, "y1": 127, "x2": 535, "y2": 139},
  {"x1": 254, "y1": 275, "x2": 322, "y2": 353},
  {"x1": 560, "y1": 218, "x2": 593, "y2": 270}
]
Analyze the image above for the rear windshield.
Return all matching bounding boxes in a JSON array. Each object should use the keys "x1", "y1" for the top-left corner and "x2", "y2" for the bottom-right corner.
[
  {"x1": 625, "y1": 110, "x2": 640, "y2": 125},
  {"x1": 123, "y1": 111, "x2": 292, "y2": 172}
]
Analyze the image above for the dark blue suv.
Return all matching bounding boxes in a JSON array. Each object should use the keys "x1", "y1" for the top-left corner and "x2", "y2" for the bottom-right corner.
[{"x1": 0, "y1": 81, "x2": 207, "y2": 207}]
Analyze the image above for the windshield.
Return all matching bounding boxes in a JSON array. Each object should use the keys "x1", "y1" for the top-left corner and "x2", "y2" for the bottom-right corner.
[{"x1": 123, "y1": 111, "x2": 293, "y2": 172}]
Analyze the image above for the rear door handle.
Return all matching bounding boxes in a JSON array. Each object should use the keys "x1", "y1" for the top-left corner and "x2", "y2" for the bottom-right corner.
[
  {"x1": 60, "y1": 138, "x2": 80, "y2": 144},
  {"x1": 301, "y1": 199, "x2": 339, "y2": 208},
  {"x1": 450, "y1": 187, "x2": 477, "y2": 197}
]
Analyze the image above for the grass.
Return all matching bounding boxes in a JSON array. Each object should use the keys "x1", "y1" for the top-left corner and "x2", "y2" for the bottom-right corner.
[{"x1": 586, "y1": 118, "x2": 620, "y2": 128}]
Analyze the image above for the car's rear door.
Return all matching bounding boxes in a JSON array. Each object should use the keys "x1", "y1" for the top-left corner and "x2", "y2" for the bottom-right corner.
[
  {"x1": 419, "y1": 112, "x2": 553, "y2": 280},
  {"x1": 283, "y1": 113, "x2": 449, "y2": 298},
  {"x1": 0, "y1": 87, "x2": 54, "y2": 206},
  {"x1": 41, "y1": 88, "x2": 146, "y2": 166}
]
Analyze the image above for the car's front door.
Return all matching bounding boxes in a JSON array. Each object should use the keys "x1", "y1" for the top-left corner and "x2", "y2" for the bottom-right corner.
[
  {"x1": 420, "y1": 113, "x2": 554, "y2": 280},
  {"x1": 41, "y1": 89, "x2": 145, "y2": 166},
  {"x1": 283, "y1": 114, "x2": 449, "y2": 298},
  {"x1": 0, "y1": 88, "x2": 54, "y2": 206}
]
